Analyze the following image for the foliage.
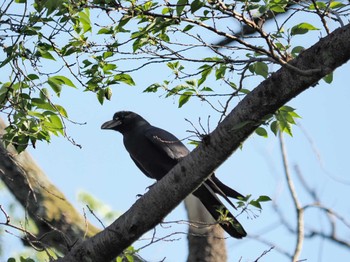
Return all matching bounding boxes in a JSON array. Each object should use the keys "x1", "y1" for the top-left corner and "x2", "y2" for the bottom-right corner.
[
  {"x1": 236, "y1": 194, "x2": 272, "y2": 211},
  {"x1": 0, "y1": 0, "x2": 346, "y2": 151}
]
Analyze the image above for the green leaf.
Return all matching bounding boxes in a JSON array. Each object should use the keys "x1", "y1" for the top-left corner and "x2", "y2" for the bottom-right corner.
[
  {"x1": 291, "y1": 46, "x2": 305, "y2": 57},
  {"x1": 48, "y1": 77, "x2": 62, "y2": 96},
  {"x1": 32, "y1": 98, "x2": 55, "y2": 111},
  {"x1": 52, "y1": 76, "x2": 76, "y2": 88},
  {"x1": 0, "y1": 55, "x2": 13, "y2": 68},
  {"x1": 255, "y1": 127, "x2": 268, "y2": 138},
  {"x1": 256, "y1": 195, "x2": 272, "y2": 202},
  {"x1": 270, "y1": 120, "x2": 278, "y2": 135},
  {"x1": 183, "y1": 25, "x2": 194, "y2": 32},
  {"x1": 78, "y1": 9, "x2": 92, "y2": 33},
  {"x1": 291, "y1": 23, "x2": 319, "y2": 36},
  {"x1": 125, "y1": 254, "x2": 134, "y2": 262},
  {"x1": 44, "y1": 113, "x2": 64, "y2": 135},
  {"x1": 167, "y1": 61, "x2": 180, "y2": 70},
  {"x1": 253, "y1": 62, "x2": 268, "y2": 78},
  {"x1": 98, "y1": 27, "x2": 113, "y2": 34},
  {"x1": 329, "y1": 1, "x2": 345, "y2": 8},
  {"x1": 44, "y1": 0, "x2": 63, "y2": 15},
  {"x1": 201, "y1": 87, "x2": 213, "y2": 92},
  {"x1": 103, "y1": 63, "x2": 117, "y2": 72},
  {"x1": 185, "y1": 79, "x2": 197, "y2": 87},
  {"x1": 114, "y1": 74, "x2": 135, "y2": 86},
  {"x1": 144, "y1": 83, "x2": 161, "y2": 93},
  {"x1": 249, "y1": 200, "x2": 262, "y2": 209},
  {"x1": 270, "y1": 5, "x2": 285, "y2": 13},
  {"x1": 198, "y1": 64, "x2": 212, "y2": 86},
  {"x1": 309, "y1": 1, "x2": 326, "y2": 10},
  {"x1": 103, "y1": 51, "x2": 114, "y2": 59},
  {"x1": 39, "y1": 88, "x2": 50, "y2": 100},
  {"x1": 176, "y1": 0, "x2": 187, "y2": 16},
  {"x1": 36, "y1": 48, "x2": 56, "y2": 60},
  {"x1": 190, "y1": 0, "x2": 204, "y2": 13},
  {"x1": 215, "y1": 65, "x2": 227, "y2": 80},
  {"x1": 22, "y1": 26, "x2": 39, "y2": 36},
  {"x1": 27, "y1": 74, "x2": 39, "y2": 80},
  {"x1": 269, "y1": 0, "x2": 288, "y2": 13},
  {"x1": 178, "y1": 91, "x2": 192, "y2": 107},
  {"x1": 104, "y1": 87, "x2": 112, "y2": 100},
  {"x1": 323, "y1": 72, "x2": 333, "y2": 84},
  {"x1": 55, "y1": 104, "x2": 68, "y2": 118},
  {"x1": 162, "y1": 7, "x2": 172, "y2": 14},
  {"x1": 132, "y1": 36, "x2": 149, "y2": 52},
  {"x1": 97, "y1": 89, "x2": 104, "y2": 105}
]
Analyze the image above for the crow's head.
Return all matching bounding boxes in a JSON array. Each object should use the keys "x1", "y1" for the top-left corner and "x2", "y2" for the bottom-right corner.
[{"x1": 101, "y1": 111, "x2": 148, "y2": 133}]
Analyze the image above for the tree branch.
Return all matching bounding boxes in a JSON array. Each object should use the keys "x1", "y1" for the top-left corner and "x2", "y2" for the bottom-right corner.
[
  {"x1": 0, "y1": 118, "x2": 100, "y2": 255},
  {"x1": 279, "y1": 133, "x2": 304, "y2": 262},
  {"x1": 58, "y1": 23, "x2": 350, "y2": 261}
]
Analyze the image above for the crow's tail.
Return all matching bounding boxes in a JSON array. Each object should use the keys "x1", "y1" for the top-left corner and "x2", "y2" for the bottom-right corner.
[{"x1": 193, "y1": 183, "x2": 247, "y2": 239}]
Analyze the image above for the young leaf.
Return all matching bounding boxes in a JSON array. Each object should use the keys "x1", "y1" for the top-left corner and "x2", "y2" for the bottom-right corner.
[
  {"x1": 114, "y1": 74, "x2": 135, "y2": 86},
  {"x1": 255, "y1": 127, "x2": 268, "y2": 138},
  {"x1": 27, "y1": 74, "x2": 39, "y2": 80},
  {"x1": 176, "y1": 0, "x2": 187, "y2": 16},
  {"x1": 198, "y1": 64, "x2": 212, "y2": 86},
  {"x1": 51, "y1": 76, "x2": 76, "y2": 88},
  {"x1": 178, "y1": 91, "x2": 192, "y2": 107},
  {"x1": 104, "y1": 87, "x2": 112, "y2": 100},
  {"x1": 254, "y1": 62, "x2": 268, "y2": 78},
  {"x1": 144, "y1": 83, "x2": 161, "y2": 93},
  {"x1": 256, "y1": 195, "x2": 272, "y2": 202},
  {"x1": 190, "y1": 0, "x2": 204, "y2": 13},
  {"x1": 183, "y1": 25, "x2": 194, "y2": 32},
  {"x1": 291, "y1": 23, "x2": 319, "y2": 36},
  {"x1": 323, "y1": 72, "x2": 333, "y2": 84},
  {"x1": 78, "y1": 9, "x2": 92, "y2": 33},
  {"x1": 48, "y1": 77, "x2": 62, "y2": 96},
  {"x1": 97, "y1": 89, "x2": 105, "y2": 105}
]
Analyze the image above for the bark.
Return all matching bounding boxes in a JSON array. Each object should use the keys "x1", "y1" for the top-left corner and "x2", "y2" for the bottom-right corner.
[
  {"x1": 59, "y1": 22, "x2": 350, "y2": 262},
  {"x1": 0, "y1": 118, "x2": 100, "y2": 255},
  {"x1": 185, "y1": 195, "x2": 227, "y2": 262}
]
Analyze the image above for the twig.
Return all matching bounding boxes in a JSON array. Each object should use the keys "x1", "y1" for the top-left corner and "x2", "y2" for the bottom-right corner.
[{"x1": 279, "y1": 132, "x2": 304, "y2": 262}]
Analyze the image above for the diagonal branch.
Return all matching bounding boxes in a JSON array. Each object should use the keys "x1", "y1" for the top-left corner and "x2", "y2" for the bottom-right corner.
[{"x1": 59, "y1": 23, "x2": 350, "y2": 262}]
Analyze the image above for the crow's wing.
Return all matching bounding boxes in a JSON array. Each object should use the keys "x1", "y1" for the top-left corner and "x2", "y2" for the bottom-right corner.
[{"x1": 144, "y1": 126, "x2": 190, "y2": 161}]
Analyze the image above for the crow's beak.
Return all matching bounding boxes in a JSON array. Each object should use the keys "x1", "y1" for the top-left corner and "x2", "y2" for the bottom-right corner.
[{"x1": 101, "y1": 118, "x2": 121, "y2": 130}]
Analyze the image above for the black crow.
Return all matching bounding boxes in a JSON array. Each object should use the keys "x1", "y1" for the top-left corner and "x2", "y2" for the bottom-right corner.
[{"x1": 101, "y1": 111, "x2": 246, "y2": 238}]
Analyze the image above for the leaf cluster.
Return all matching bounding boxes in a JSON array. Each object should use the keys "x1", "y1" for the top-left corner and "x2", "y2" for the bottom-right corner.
[{"x1": 0, "y1": 0, "x2": 345, "y2": 151}]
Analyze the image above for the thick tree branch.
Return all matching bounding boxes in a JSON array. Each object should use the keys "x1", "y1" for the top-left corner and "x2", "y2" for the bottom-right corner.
[{"x1": 59, "y1": 23, "x2": 350, "y2": 261}]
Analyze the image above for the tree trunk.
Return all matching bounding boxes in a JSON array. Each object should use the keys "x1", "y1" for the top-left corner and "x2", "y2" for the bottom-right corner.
[{"x1": 185, "y1": 195, "x2": 227, "y2": 262}]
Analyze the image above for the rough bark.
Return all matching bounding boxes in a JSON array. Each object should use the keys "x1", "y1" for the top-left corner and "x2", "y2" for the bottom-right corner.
[
  {"x1": 0, "y1": 118, "x2": 100, "y2": 255},
  {"x1": 185, "y1": 195, "x2": 227, "y2": 262},
  {"x1": 58, "y1": 22, "x2": 350, "y2": 262}
]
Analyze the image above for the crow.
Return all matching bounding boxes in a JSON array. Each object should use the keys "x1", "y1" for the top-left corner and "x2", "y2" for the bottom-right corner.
[{"x1": 101, "y1": 111, "x2": 246, "y2": 238}]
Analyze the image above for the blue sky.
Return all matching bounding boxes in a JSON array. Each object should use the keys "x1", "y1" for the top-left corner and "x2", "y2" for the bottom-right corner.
[{"x1": 1, "y1": 2, "x2": 350, "y2": 261}]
